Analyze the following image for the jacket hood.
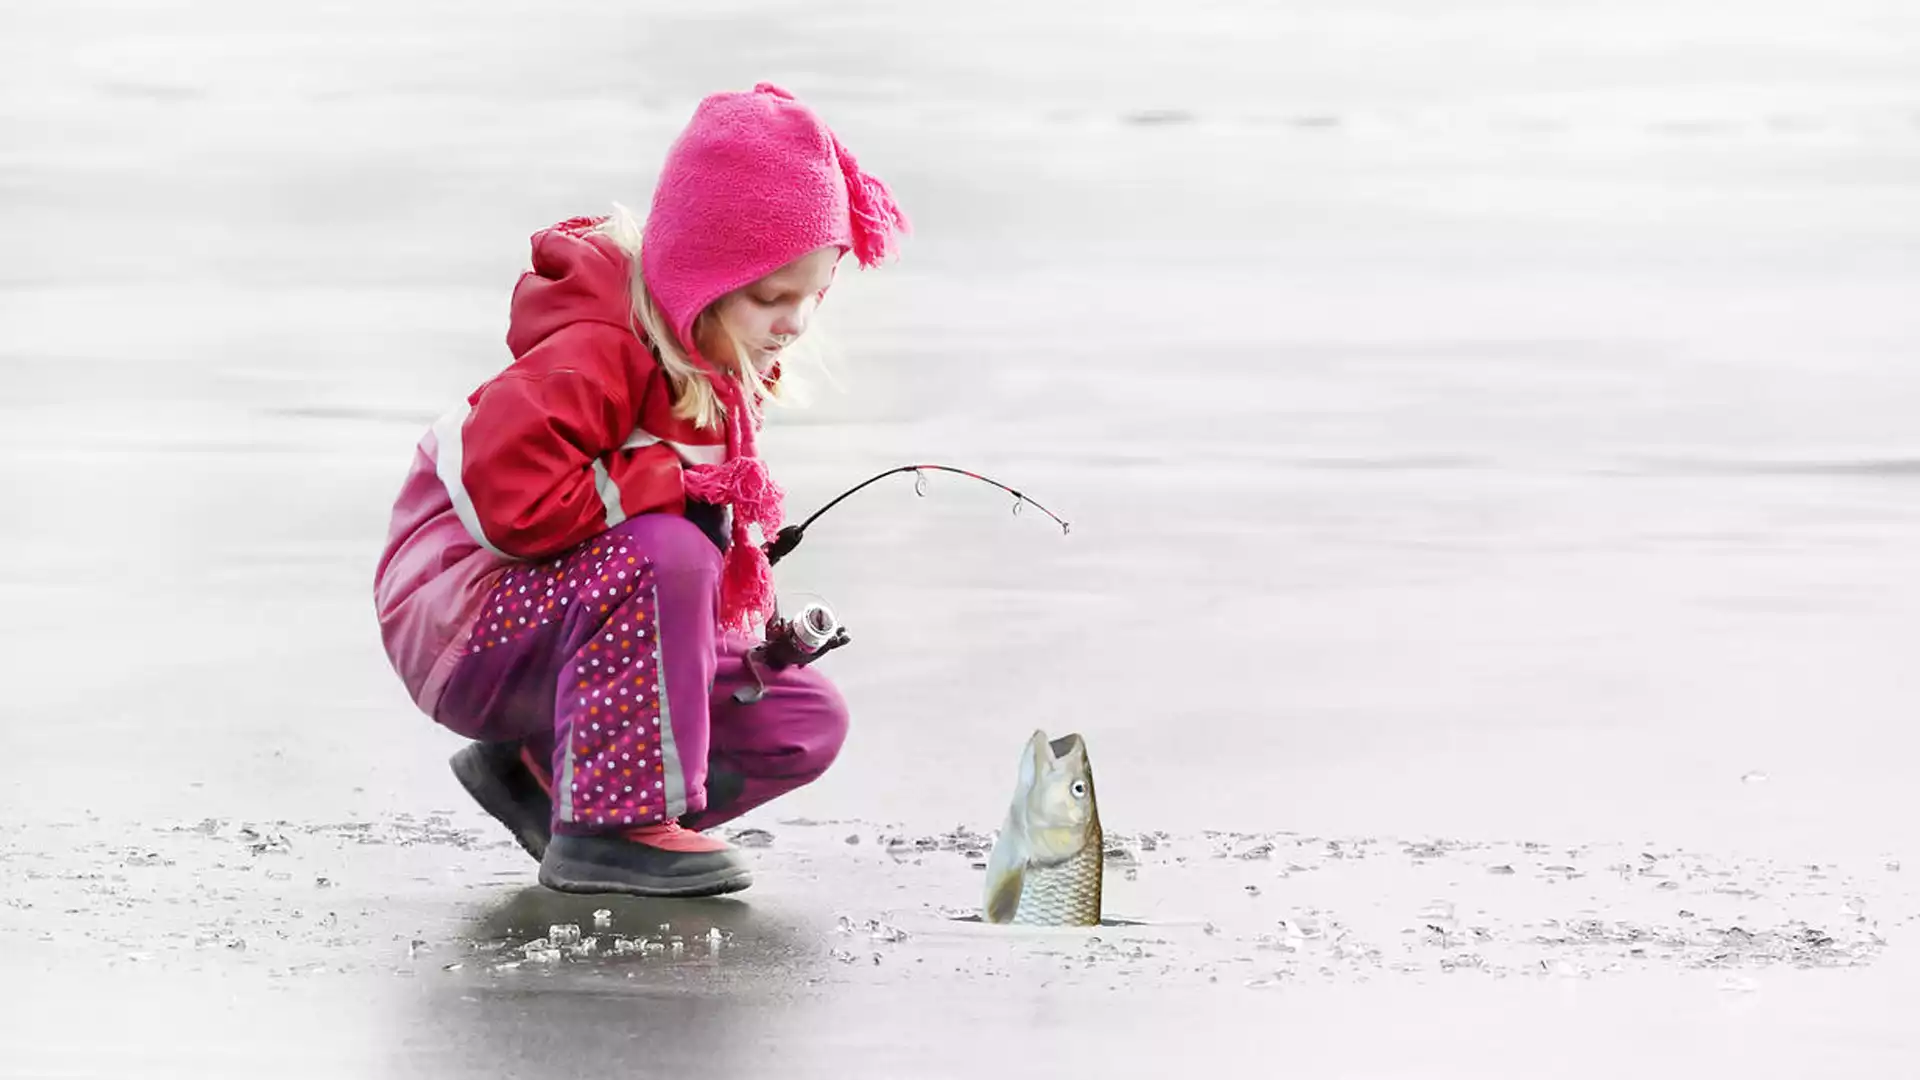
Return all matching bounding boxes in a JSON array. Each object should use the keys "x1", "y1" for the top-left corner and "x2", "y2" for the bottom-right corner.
[{"x1": 505, "y1": 216, "x2": 637, "y2": 358}]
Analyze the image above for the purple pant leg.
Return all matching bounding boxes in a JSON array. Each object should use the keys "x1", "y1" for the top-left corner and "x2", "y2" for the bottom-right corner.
[
  {"x1": 433, "y1": 558, "x2": 573, "y2": 746},
  {"x1": 549, "y1": 516, "x2": 720, "y2": 835},
  {"x1": 679, "y1": 643, "x2": 851, "y2": 831},
  {"x1": 435, "y1": 514, "x2": 722, "y2": 836}
]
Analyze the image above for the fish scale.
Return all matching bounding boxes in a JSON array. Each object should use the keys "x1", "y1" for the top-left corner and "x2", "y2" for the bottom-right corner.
[{"x1": 1012, "y1": 821, "x2": 1103, "y2": 926}]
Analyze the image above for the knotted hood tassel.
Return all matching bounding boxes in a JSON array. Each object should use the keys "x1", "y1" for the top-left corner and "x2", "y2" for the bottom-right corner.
[{"x1": 828, "y1": 129, "x2": 910, "y2": 268}]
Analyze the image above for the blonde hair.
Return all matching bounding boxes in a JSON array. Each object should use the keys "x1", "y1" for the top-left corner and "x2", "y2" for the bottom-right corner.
[{"x1": 592, "y1": 203, "x2": 827, "y2": 432}]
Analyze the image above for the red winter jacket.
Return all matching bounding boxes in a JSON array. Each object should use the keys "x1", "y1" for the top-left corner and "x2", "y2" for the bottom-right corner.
[{"x1": 372, "y1": 216, "x2": 724, "y2": 717}]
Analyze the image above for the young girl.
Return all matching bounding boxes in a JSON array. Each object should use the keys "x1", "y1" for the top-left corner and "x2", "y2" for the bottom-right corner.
[{"x1": 372, "y1": 83, "x2": 908, "y2": 898}]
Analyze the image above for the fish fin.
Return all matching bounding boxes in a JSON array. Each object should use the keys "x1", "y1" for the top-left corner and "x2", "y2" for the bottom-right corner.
[
  {"x1": 983, "y1": 731, "x2": 1052, "y2": 924},
  {"x1": 982, "y1": 820, "x2": 1028, "y2": 924},
  {"x1": 983, "y1": 860, "x2": 1025, "y2": 924}
]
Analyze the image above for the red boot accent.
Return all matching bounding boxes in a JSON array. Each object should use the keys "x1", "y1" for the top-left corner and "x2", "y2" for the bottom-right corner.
[
  {"x1": 518, "y1": 745, "x2": 554, "y2": 799},
  {"x1": 623, "y1": 820, "x2": 733, "y2": 854}
]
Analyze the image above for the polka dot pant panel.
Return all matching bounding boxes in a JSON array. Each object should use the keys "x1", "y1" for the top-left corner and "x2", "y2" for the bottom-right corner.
[{"x1": 472, "y1": 541, "x2": 672, "y2": 828}]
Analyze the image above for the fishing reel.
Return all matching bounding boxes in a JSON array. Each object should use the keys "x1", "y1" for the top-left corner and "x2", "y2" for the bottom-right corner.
[{"x1": 732, "y1": 595, "x2": 852, "y2": 705}]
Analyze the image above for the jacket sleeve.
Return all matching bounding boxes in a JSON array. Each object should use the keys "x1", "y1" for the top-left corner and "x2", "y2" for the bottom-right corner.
[{"x1": 456, "y1": 325, "x2": 686, "y2": 560}]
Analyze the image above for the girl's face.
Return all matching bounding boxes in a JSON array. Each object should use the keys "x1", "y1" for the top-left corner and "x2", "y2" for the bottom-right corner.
[{"x1": 696, "y1": 245, "x2": 841, "y2": 372}]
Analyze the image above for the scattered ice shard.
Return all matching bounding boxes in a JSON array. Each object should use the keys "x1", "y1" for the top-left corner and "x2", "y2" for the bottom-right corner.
[
  {"x1": 1418, "y1": 899, "x2": 1458, "y2": 931},
  {"x1": 549, "y1": 924, "x2": 582, "y2": 946},
  {"x1": 593, "y1": 909, "x2": 613, "y2": 930}
]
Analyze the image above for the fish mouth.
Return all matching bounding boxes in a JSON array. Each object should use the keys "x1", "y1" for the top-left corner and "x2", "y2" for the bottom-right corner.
[{"x1": 1046, "y1": 733, "x2": 1086, "y2": 758}]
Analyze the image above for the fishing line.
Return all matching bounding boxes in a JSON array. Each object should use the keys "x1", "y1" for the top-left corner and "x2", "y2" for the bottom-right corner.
[
  {"x1": 735, "y1": 465, "x2": 1067, "y2": 702},
  {"x1": 763, "y1": 463, "x2": 1070, "y2": 565}
]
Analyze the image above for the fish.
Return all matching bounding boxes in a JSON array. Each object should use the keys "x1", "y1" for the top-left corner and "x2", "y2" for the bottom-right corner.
[{"x1": 981, "y1": 729, "x2": 1102, "y2": 926}]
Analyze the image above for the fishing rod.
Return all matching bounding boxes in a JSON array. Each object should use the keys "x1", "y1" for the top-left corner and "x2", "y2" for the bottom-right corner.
[
  {"x1": 762, "y1": 463, "x2": 1070, "y2": 566},
  {"x1": 734, "y1": 463, "x2": 1068, "y2": 703}
]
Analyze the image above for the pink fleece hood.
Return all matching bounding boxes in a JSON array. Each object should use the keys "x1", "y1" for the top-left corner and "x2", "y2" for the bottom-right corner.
[
  {"x1": 640, "y1": 82, "x2": 909, "y2": 636},
  {"x1": 641, "y1": 82, "x2": 909, "y2": 365}
]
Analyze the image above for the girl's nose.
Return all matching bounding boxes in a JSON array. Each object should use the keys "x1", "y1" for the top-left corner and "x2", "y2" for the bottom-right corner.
[{"x1": 773, "y1": 304, "x2": 811, "y2": 339}]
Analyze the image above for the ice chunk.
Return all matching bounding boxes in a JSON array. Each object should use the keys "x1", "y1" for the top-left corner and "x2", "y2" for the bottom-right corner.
[{"x1": 1418, "y1": 899, "x2": 1458, "y2": 930}]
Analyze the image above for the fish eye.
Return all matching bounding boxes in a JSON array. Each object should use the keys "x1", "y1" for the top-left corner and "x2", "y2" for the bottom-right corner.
[{"x1": 1070, "y1": 780, "x2": 1088, "y2": 798}]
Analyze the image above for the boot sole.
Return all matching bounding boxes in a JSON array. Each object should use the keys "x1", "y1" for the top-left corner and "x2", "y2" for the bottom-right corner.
[
  {"x1": 538, "y1": 852, "x2": 754, "y2": 899},
  {"x1": 450, "y1": 745, "x2": 550, "y2": 862}
]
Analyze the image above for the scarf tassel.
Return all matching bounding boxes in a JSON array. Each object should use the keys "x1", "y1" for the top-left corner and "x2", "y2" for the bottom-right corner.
[{"x1": 685, "y1": 451, "x2": 786, "y2": 636}]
